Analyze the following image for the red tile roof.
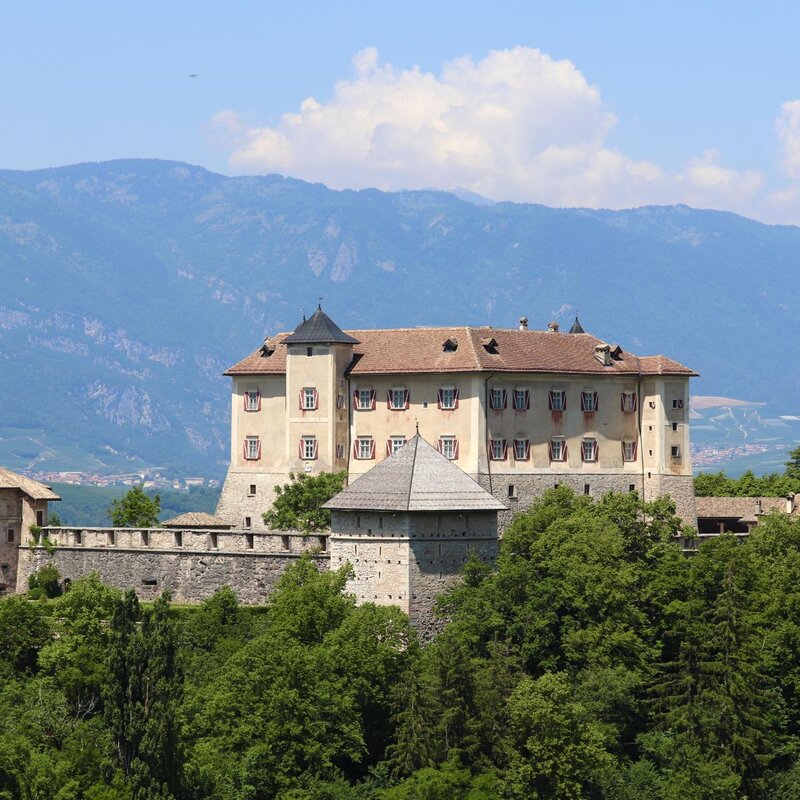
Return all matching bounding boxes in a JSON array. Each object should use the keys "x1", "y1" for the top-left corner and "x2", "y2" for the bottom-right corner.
[{"x1": 224, "y1": 327, "x2": 698, "y2": 378}]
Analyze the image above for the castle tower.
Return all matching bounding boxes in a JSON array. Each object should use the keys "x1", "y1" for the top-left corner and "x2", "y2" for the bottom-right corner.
[
  {"x1": 324, "y1": 434, "x2": 506, "y2": 637},
  {"x1": 216, "y1": 306, "x2": 357, "y2": 529}
]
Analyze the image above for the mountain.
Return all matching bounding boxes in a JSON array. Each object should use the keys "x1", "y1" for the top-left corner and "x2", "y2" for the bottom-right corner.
[{"x1": 1, "y1": 159, "x2": 798, "y2": 476}]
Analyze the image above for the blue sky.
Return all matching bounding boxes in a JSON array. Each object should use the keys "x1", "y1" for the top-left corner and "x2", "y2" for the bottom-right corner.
[{"x1": 3, "y1": 1, "x2": 800, "y2": 222}]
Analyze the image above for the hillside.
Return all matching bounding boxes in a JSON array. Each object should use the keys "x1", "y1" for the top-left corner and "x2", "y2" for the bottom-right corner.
[{"x1": 1, "y1": 159, "x2": 798, "y2": 475}]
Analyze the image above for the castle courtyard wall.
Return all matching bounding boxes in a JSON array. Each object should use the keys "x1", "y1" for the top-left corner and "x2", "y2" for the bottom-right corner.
[{"x1": 16, "y1": 528, "x2": 328, "y2": 604}]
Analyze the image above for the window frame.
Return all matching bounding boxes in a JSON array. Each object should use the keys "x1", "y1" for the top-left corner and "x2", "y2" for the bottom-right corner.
[
  {"x1": 243, "y1": 435, "x2": 261, "y2": 461},
  {"x1": 549, "y1": 438, "x2": 567, "y2": 462},
  {"x1": 489, "y1": 437, "x2": 508, "y2": 461},
  {"x1": 386, "y1": 436, "x2": 407, "y2": 456},
  {"x1": 621, "y1": 391, "x2": 638, "y2": 413},
  {"x1": 581, "y1": 438, "x2": 598, "y2": 462},
  {"x1": 243, "y1": 389, "x2": 261, "y2": 412},
  {"x1": 490, "y1": 387, "x2": 507, "y2": 410},
  {"x1": 354, "y1": 436, "x2": 376, "y2": 460},
  {"x1": 513, "y1": 388, "x2": 530, "y2": 411},
  {"x1": 580, "y1": 391, "x2": 598, "y2": 413},
  {"x1": 388, "y1": 388, "x2": 410, "y2": 410},
  {"x1": 300, "y1": 387, "x2": 318, "y2": 411},
  {"x1": 438, "y1": 386, "x2": 459, "y2": 410},
  {"x1": 513, "y1": 437, "x2": 530, "y2": 460},
  {"x1": 622, "y1": 440, "x2": 638, "y2": 462},
  {"x1": 354, "y1": 388, "x2": 376, "y2": 411},
  {"x1": 438, "y1": 435, "x2": 459, "y2": 460},
  {"x1": 300, "y1": 435, "x2": 318, "y2": 460},
  {"x1": 548, "y1": 389, "x2": 567, "y2": 412}
]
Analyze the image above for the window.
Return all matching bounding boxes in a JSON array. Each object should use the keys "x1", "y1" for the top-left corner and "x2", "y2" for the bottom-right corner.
[
  {"x1": 387, "y1": 436, "x2": 407, "y2": 456},
  {"x1": 244, "y1": 390, "x2": 261, "y2": 411},
  {"x1": 622, "y1": 440, "x2": 638, "y2": 461},
  {"x1": 281, "y1": 535, "x2": 290, "y2": 551},
  {"x1": 243, "y1": 436, "x2": 261, "y2": 460},
  {"x1": 549, "y1": 439, "x2": 567, "y2": 461},
  {"x1": 210, "y1": 532, "x2": 218, "y2": 549},
  {"x1": 513, "y1": 438, "x2": 530, "y2": 460},
  {"x1": 248, "y1": 484, "x2": 256, "y2": 496},
  {"x1": 513, "y1": 388, "x2": 530, "y2": 411},
  {"x1": 388, "y1": 388, "x2": 410, "y2": 410},
  {"x1": 246, "y1": 533, "x2": 254, "y2": 549},
  {"x1": 354, "y1": 437, "x2": 376, "y2": 459},
  {"x1": 300, "y1": 387, "x2": 318, "y2": 410},
  {"x1": 548, "y1": 389, "x2": 566, "y2": 411},
  {"x1": 244, "y1": 516, "x2": 252, "y2": 528},
  {"x1": 107, "y1": 531, "x2": 116, "y2": 546},
  {"x1": 584, "y1": 484, "x2": 591, "y2": 495},
  {"x1": 671, "y1": 445, "x2": 682, "y2": 459},
  {"x1": 673, "y1": 398, "x2": 684, "y2": 409},
  {"x1": 438, "y1": 387, "x2": 459, "y2": 410},
  {"x1": 438, "y1": 436, "x2": 459, "y2": 460},
  {"x1": 581, "y1": 391, "x2": 598, "y2": 413},
  {"x1": 490, "y1": 438, "x2": 507, "y2": 460},
  {"x1": 36, "y1": 510, "x2": 44, "y2": 526},
  {"x1": 581, "y1": 438, "x2": 598, "y2": 462},
  {"x1": 354, "y1": 388, "x2": 376, "y2": 410},
  {"x1": 629, "y1": 484, "x2": 636, "y2": 493},
  {"x1": 141, "y1": 531, "x2": 149, "y2": 547},
  {"x1": 300, "y1": 436, "x2": 318, "y2": 460},
  {"x1": 621, "y1": 391, "x2": 637, "y2": 413},
  {"x1": 490, "y1": 388, "x2": 507, "y2": 410},
  {"x1": 74, "y1": 530, "x2": 82, "y2": 545},
  {"x1": 508, "y1": 484, "x2": 518, "y2": 499},
  {"x1": 336, "y1": 443, "x2": 345, "y2": 459},
  {"x1": 336, "y1": 393, "x2": 345, "y2": 409},
  {"x1": 672, "y1": 422, "x2": 679, "y2": 432},
  {"x1": 174, "y1": 531, "x2": 182, "y2": 548},
  {"x1": 6, "y1": 528, "x2": 13, "y2": 543},
  {"x1": 306, "y1": 347, "x2": 313, "y2": 357}
]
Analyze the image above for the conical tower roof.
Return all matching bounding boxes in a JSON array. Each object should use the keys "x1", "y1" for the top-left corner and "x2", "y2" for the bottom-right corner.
[
  {"x1": 283, "y1": 305, "x2": 359, "y2": 345},
  {"x1": 324, "y1": 434, "x2": 507, "y2": 512},
  {"x1": 568, "y1": 316, "x2": 586, "y2": 334}
]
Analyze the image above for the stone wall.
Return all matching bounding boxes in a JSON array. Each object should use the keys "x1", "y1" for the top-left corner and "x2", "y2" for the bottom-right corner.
[
  {"x1": 475, "y1": 472, "x2": 697, "y2": 530},
  {"x1": 16, "y1": 528, "x2": 328, "y2": 604}
]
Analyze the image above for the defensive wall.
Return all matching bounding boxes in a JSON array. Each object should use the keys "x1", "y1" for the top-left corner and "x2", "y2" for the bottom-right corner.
[{"x1": 16, "y1": 527, "x2": 329, "y2": 604}]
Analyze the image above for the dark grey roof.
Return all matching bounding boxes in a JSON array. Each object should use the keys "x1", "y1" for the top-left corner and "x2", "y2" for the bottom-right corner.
[
  {"x1": 283, "y1": 306, "x2": 359, "y2": 345},
  {"x1": 569, "y1": 316, "x2": 585, "y2": 334},
  {"x1": 324, "y1": 434, "x2": 507, "y2": 512}
]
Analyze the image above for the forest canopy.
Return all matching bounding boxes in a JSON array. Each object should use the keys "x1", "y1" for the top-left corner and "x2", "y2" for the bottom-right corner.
[{"x1": 3, "y1": 487, "x2": 800, "y2": 799}]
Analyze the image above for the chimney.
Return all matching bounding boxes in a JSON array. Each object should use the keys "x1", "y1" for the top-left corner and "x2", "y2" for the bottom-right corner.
[
  {"x1": 594, "y1": 343, "x2": 611, "y2": 366},
  {"x1": 518, "y1": 316, "x2": 528, "y2": 331},
  {"x1": 755, "y1": 498, "x2": 763, "y2": 515},
  {"x1": 547, "y1": 321, "x2": 559, "y2": 332}
]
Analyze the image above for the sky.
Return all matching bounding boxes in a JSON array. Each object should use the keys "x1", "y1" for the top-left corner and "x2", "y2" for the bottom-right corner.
[{"x1": 2, "y1": 1, "x2": 800, "y2": 223}]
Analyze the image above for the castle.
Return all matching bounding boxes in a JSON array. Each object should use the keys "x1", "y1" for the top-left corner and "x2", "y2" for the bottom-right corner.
[
  {"x1": 6, "y1": 307, "x2": 700, "y2": 632},
  {"x1": 216, "y1": 306, "x2": 698, "y2": 528}
]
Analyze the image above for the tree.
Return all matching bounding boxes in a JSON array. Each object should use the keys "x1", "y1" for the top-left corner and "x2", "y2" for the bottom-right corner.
[
  {"x1": 786, "y1": 445, "x2": 800, "y2": 482},
  {"x1": 47, "y1": 510, "x2": 62, "y2": 527},
  {"x1": 263, "y1": 470, "x2": 347, "y2": 532},
  {"x1": 28, "y1": 564, "x2": 62, "y2": 598},
  {"x1": 108, "y1": 486, "x2": 160, "y2": 528}
]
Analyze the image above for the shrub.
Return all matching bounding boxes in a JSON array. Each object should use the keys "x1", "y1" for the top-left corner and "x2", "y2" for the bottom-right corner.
[{"x1": 28, "y1": 564, "x2": 62, "y2": 598}]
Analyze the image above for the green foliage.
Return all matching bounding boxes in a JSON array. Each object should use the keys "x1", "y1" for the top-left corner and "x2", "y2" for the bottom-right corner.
[
  {"x1": 787, "y1": 445, "x2": 800, "y2": 482},
  {"x1": 6, "y1": 487, "x2": 800, "y2": 796},
  {"x1": 47, "y1": 510, "x2": 62, "y2": 527},
  {"x1": 263, "y1": 471, "x2": 347, "y2": 532},
  {"x1": 695, "y1": 467, "x2": 800, "y2": 497},
  {"x1": 28, "y1": 523, "x2": 42, "y2": 545},
  {"x1": 108, "y1": 486, "x2": 161, "y2": 528},
  {"x1": 28, "y1": 563, "x2": 62, "y2": 598}
]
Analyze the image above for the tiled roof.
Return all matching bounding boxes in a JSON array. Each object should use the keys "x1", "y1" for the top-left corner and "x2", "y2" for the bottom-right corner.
[
  {"x1": 0, "y1": 468, "x2": 60, "y2": 501},
  {"x1": 695, "y1": 496, "x2": 795, "y2": 523},
  {"x1": 160, "y1": 512, "x2": 233, "y2": 529},
  {"x1": 225, "y1": 326, "x2": 698, "y2": 378},
  {"x1": 283, "y1": 307, "x2": 359, "y2": 345},
  {"x1": 324, "y1": 434, "x2": 507, "y2": 512}
]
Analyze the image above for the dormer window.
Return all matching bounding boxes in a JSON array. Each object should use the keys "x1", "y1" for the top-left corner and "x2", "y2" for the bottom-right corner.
[
  {"x1": 481, "y1": 336, "x2": 498, "y2": 354},
  {"x1": 443, "y1": 338, "x2": 458, "y2": 352}
]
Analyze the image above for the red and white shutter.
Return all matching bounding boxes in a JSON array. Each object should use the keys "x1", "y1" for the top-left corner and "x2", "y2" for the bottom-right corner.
[
  {"x1": 632, "y1": 394, "x2": 638, "y2": 412},
  {"x1": 592, "y1": 392, "x2": 598, "y2": 412},
  {"x1": 370, "y1": 389, "x2": 376, "y2": 410},
  {"x1": 548, "y1": 440, "x2": 554, "y2": 460},
  {"x1": 525, "y1": 390, "x2": 531, "y2": 410},
  {"x1": 299, "y1": 389, "x2": 305, "y2": 410},
  {"x1": 299, "y1": 439, "x2": 304, "y2": 459},
  {"x1": 454, "y1": 388, "x2": 460, "y2": 409},
  {"x1": 386, "y1": 390, "x2": 392, "y2": 410},
  {"x1": 312, "y1": 389, "x2": 318, "y2": 410},
  {"x1": 353, "y1": 440, "x2": 360, "y2": 458},
  {"x1": 524, "y1": 439, "x2": 531, "y2": 460},
  {"x1": 502, "y1": 439, "x2": 508, "y2": 460},
  {"x1": 386, "y1": 439, "x2": 393, "y2": 457},
  {"x1": 438, "y1": 438, "x2": 444, "y2": 454},
  {"x1": 437, "y1": 388, "x2": 444, "y2": 409},
  {"x1": 255, "y1": 440, "x2": 262, "y2": 460},
  {"x1": 548, "y1": 392, "x2": 555, "y2": 411},
  {"x1": 312, "y1": 439, "x2": 318, "y2": 459},
  {"x1": 453, "y1": 439, "x2": 460, "y2": 459},
  {"x1": 404, "y1": 389, "x2": 410, "y2": 409},
  {"x1": 369, "y1": 439, "x2": 376, "y2": 459},
  {"x1": 502, "y1": 389, "x2": 508, "y2": 409},
  {"x1": 594, "y1": 442, "x2": 599, "y2": 462},
  {"x1": 563, "y1": 442, "x2": 568, "y2": 461},
  {"x1": 243, "y1": 440, "x2": 249, "y2": 460},
  {"x1": 353, "y1": 389, "x2": 359, "y2": 409}
]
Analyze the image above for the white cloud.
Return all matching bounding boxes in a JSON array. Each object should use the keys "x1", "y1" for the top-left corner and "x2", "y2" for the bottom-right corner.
[{"x1": 212, "y1": 48, "x2": 796, "y2": 222}]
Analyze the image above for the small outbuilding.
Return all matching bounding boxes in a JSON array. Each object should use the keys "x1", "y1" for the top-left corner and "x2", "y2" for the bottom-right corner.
[{"x1": 324, "y1": 434, "x2": 505, "y2": 636}]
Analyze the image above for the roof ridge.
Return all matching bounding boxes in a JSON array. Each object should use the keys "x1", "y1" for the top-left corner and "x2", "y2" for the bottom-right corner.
[{"x1": 406, "y1": 434, "x2": 420, "y2": 511}]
